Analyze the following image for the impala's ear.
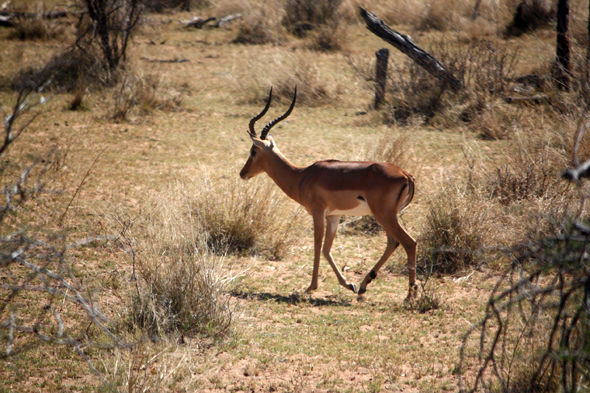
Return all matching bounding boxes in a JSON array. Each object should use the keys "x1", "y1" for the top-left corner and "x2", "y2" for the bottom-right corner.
[
  {"x1": 249, "y1": 133, "x2": 266, "y2": 148},
  {"x1": 266, "y1": 134, "x2": 275, "y2": 148}
]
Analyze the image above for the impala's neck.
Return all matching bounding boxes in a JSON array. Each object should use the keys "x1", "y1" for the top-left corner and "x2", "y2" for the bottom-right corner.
[{"x1": 263, "y1": 147, "x2": 305, "y2": 203}]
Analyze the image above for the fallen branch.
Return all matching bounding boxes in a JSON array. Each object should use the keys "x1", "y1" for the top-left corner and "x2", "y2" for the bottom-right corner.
[
  {"x1": 360, "y1": 7, "x2": 462, "y2": 91},
  {"x1": 140, "y1": 57, "x2": 189, "y2": 63},
  {"x1": 0, "y1": 14, "x2": 13, "y2": 27},
  {"x1": 215, "y1": 13, "x2": 241, "y2": 28},
  {"x1": 0, "y1": 10, "x2": 68, "y2": 19},
  {"x1": 183, "y1": 16, "x2": 216, "y2": 29},
  {"x1": 503, "y1": 95, "x2": 548, "y2": 104}
]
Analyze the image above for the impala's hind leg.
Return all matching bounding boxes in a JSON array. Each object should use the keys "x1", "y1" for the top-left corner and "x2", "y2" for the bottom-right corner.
[
  {"x1": 323, "y1": 215, "x2": 357, "y2": 293},
  {"x1": 383, "y1": 219, "x2": 417, "y2": 300},
  {"x1": 360, "y1": 213, "x2": 417, "y2": 299},
  {"x1": 358, "y1": 235, "x2": 398, "y2": 295}
]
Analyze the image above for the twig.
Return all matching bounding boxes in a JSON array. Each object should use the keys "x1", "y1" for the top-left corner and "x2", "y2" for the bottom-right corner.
[{"x1": 59, "y1": 146, "x2": 107, "y2": 225}]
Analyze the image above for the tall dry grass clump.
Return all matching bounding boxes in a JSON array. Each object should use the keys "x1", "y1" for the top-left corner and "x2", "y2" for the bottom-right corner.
[
  {"x1": 124, "y1": 186, "x2": 234, "y2": 337},
  {"x1": 229, "y1": 51, "x2": 331, "y2": 106},
  {"x1": 7, "y1": 17, "x2": 66, "y2": 41},
  {"x1": 362, "y1": 131, "x2": 414, "y2": 172},
  {"x1": 124, "y1": 170, "x2": 304, "y2": 336},
  {"x1": 281, "y1": 0, "x2": 347, "y2": 51},
  {"x1": 486, "y1": 126, "x2": 570, "y2": 204},
  {"x1": 112, "y1": 72, "x2": 184, "y2": 121},
  {"x1": 131, "y1": 245, "x2": 234, "y2": 337},
  {"x1": 282, "y1": 0, "x2": 342, "y2": 30},
  {"x1": 232, "y1": 1, "x2": 285, "y2": 45},
  {"x1": 419, "y1": 185, "x2": 488, "y2": 274},
  {"x1": 187, "y1": 171, "x2": 305, "y2": 259}
]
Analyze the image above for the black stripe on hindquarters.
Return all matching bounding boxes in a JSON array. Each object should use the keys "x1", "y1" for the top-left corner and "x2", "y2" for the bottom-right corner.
[{"x1": 357, "y1": 195, "x2": 366, "y2": 201}]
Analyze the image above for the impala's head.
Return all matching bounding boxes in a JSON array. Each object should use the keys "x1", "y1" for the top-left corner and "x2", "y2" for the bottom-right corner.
[{"x1": 240, "y1": 86, "x2": 297, "y2": 180}]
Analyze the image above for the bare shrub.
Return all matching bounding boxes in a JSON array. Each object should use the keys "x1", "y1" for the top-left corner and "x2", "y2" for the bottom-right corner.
[
  {"x1": 361, "y1": 36, "x2": 518, "y2": 127},
  {"x1": 13, "y1": 48, "x2": 110, "y2": 92},
  {"x1": 420, "y1": 186, "x2": 487, "y2": 274},
  {"x1": 78, "y1": 0, "x2": 145, "y2": 72},
  {"x1": 7, "y1": 17, "x2": 65, "y2": 41},
  {"x1": 489, "y1": 161, "x2": 555, "y2": 205},
  {"x1": 0, "y1": 75, "x2": 126, "y2": 377},
  {"x1": 145, "y1": 0, "x2": 208, "y2": 12},
  {"x1": 504, "y1": 0, "x2": 554, "y2": 37},
  {"x1": 460, "y1": 214, "x2": 590, "y2": 392}
]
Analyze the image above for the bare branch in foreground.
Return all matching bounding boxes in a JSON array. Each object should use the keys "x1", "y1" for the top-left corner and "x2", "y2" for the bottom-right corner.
[{"x1": 459, "y1": 217, "x2": 590, "y2": 392}]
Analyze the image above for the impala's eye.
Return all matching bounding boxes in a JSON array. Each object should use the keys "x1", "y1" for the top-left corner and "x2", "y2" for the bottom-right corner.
[{"x1": 251, "y1": 149, "x2": 257, "y2": 157}]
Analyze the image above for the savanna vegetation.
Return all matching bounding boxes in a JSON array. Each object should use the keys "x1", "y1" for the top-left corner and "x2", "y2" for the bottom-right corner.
[{"x1": 0, "y1": 0, "x2": 589, "y2": 391}]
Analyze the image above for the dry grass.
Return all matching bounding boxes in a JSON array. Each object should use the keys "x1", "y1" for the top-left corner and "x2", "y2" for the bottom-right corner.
[
  {"x1": 115, "y1": 170, "x2": 304, "y2": 337},
  {"x1": 3, "y1": 0, "x2": 590, "y2": 391},
  {"x1": 227, "y1": 50, "x2": 333, "y2": 106},
  {"x1": 232, "y1": 0, "x2": 286, "y2": 45},
  {"x1": 307, "y1": 20, "x2": 348, "y2": 52},
  {"x1": 7, "y1": 17, "x2": 66, "y2": 41},
  {"x1": 143, "y1": 171, "x2": 305, "y2": 260},
  {"x1": 121, "y1": 183, "x2": 233, "y2": 337},
  {"x1": 419, "y1": 184, "x2": 489, "y2": 274},
  {"x1": 112, "y1": 72, "x2": 184, "y2": 121}
]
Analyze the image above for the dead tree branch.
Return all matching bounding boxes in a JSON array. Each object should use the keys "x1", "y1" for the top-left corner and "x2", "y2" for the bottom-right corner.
[{"x1": 360, "y1": 7, "x2": 462, "y2": 91}]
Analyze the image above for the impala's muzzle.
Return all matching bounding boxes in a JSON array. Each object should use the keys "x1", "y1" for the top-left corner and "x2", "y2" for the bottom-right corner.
[{"x1": 239, "y1": 160, "x2": 251, "y2": 180}]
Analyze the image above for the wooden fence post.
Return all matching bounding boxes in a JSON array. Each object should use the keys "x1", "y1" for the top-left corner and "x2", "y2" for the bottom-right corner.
[{"x1": 375, "y1": 48, "x2": 389, "y2": 109}]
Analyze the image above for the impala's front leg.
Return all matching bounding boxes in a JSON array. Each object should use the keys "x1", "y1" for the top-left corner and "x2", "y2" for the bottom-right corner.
[{"x1": 305, "y1": 212, "x2": 325, "y2": 293}]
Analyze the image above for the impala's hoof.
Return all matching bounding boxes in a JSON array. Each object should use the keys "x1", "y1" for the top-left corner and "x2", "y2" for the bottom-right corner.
[
  {"x1": 305, "y1": 285, "x2": 317, "y2": 293},
  {"x1": 403, "y1": 283, "x2": 418, "y2": 302},
  {"x1": 348, "y1": 283, "x2": 358, "y2": 293},
  {"x1": 357, "y1": 286, "x2": 367, "y2": 296}
]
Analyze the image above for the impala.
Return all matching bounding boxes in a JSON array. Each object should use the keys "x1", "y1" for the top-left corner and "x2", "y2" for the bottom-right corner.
[{"x1": 240, "y1": 87, "x2": 417, "y2": 300}]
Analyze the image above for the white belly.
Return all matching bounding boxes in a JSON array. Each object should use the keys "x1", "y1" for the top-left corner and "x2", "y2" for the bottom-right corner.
[{"x1": 327, "y1": 199, "x2": 373, "y2": 217}]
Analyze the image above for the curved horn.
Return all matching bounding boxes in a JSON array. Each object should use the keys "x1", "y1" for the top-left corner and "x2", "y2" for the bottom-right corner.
[
  {"x1": 249, "y1": 87, "x2": 273, "y2": 136},
  {"x1": 260, "y1": 86, "x2": 297, "y2": 140}
]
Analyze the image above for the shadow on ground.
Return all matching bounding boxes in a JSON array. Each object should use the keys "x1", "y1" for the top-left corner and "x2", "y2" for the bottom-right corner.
[{"x1": 230, "y1": 290, "x2": 353, "y2": 307}]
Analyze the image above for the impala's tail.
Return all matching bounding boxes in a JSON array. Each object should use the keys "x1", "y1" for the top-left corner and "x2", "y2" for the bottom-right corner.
[{"x1": 397, "y1": 175, "x2": 415, "y2": 215}]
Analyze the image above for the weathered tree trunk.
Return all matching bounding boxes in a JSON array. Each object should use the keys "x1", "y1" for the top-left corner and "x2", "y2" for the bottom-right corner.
[
  {"x1": 552, "y1": 0, "x2": 571, "y2": 90},
  {"x1": 374, "y1": 48, "x2": 389, "y2": 110},
  {"x1": 360, "y1": 7, "x2": 462, "y2": 91}
]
